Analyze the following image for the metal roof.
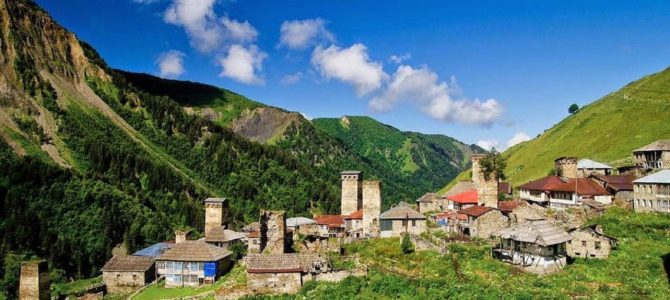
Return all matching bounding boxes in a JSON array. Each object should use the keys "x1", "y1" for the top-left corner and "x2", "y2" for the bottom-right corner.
[
  {"x1": 634, "y1": 140, "x2": 670, "y2": 152},
  {"x1": 157, "y1": 241, "x2": 232, "y2": 262},
  {"x1": 286, "y1": 217, "x2": 317, "y2": 227},
  {"x1": 577, "y1": 159, "x2": 612, "y2": 170},
  {"x1": 497, "y1": 219, "x2": 572, "y2": 247},
  {"x1": 634, "y1": 170, "x2": 670, "y2": 184},
  {"x1": 133, "y1": 242, "x2": 175, "y2": 257}
]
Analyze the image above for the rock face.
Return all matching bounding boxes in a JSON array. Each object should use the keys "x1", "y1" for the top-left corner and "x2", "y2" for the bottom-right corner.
[
  {"x1": 19, "y1": 260, "x2": 50, "y2": 300},
  {"x1": 260, "y1": 210, "x2": 286, "y2": 255},
  {"x1": 471, "y1": 154, "x2": 498, "y2": 208},
  {"x1": 230, "y1": 107, "x2": 303, "y2": 143}
]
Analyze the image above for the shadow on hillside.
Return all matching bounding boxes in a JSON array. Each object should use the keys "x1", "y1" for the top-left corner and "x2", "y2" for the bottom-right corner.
[{"x1": 662, "y1": 253, "x2": 670, "y2": 284}]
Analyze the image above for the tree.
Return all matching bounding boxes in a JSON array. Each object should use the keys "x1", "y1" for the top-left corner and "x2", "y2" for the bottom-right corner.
[
  {"x1": 401, "y1": 233, "x2": 414, "y2": 254},
  {"x1": 480, "y1": 148, "x2": 507, "y2": 181},
  {"x1": 569, "y1": 103, "x2": 579, "y2": 114}
]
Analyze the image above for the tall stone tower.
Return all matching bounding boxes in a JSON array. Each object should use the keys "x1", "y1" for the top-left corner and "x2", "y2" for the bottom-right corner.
[
  {"x1": 19, "y1": 260, "x2": 50, "y2": 300},
  {"x1": 260, "y1": 210, "x2": 286, "y2": 255},
  {"x1": 341, "y1": 171, "x2": 362, "y2": 215},
  {"x1": 471, "y1": 154, "x2": 499, "y2": 208},
  {"x1": 204, "y1": 198, "x2": 227, "y2": 234},
  {"x1": 362, "y1": 180, "x2": 382, "y2": 237},
  {"x1": 555, "y1": 157, "x2": 578, "y2": 179}
]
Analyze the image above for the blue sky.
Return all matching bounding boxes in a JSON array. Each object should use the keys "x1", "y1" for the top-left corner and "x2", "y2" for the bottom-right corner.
[{"x1": 36, "y1": 0, "x2": 670, "y2": 149}]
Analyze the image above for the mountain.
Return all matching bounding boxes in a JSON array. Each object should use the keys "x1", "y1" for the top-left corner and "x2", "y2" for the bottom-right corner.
[
  {"x1": 0, "y1": 1, "x2": 475, "y2": 295},
  {"x1": 441, "y1": 66, "x2": 670, "y2": 192}
]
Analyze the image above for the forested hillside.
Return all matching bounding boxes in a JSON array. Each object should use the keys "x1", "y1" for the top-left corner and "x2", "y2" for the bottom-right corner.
[{"x1": 0, "y1": 1, "x2": 475, "y2": 296}]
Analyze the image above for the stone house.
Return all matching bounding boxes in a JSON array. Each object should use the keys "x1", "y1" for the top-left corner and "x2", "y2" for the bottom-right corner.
[
  {"x1": 577, "y1": 159, "x2": 613, "y2": 177},
  {"x1": 633, "y1": 140, "x2": 670, "y2": 170},
  {"x1": 633, "y1": 169, "x2": 670, "y2": 213},
  {"x1": 416, "y1": 192, "x2": 439, "y2": 213},
  {"x1": 493, "y1": 219, "x2": 572, "y2": 274},
  {"x1": 379, "y1": 202, "x2": 427, "y2": 238},
  {"x1": 519, "y1": 176, "x2": 612, "y2": 209},
  {"x1": 446, "y1": 189, "x2": 478, "y2": 211},
  {"x1": 245, "y1": 253, "x2": 331, "y2": 295},
  {"x1": 101, "y1": 255, "x2": 155, "y2": 294},
  {"x1": 314, "y1": 215, "x2": 345, "y2": 237},
  {"x1": 343, "y1": 209, "x2": 364, "y2": 238},
  {"x1": 456, "y1": 206, "x2": 508, "y2": 239},
  {"x1": 247, "y1": 231, "x2": 261, "y2": 254},
  {"x1": 567, "y1": 224, "x2": 617, "y2": 259},
  {"x1": 590, "y1": 174, "x2": 635, "y2": 201},
  {"x1": 156, "y1": 239, "x2": 233, "y2": 287}
]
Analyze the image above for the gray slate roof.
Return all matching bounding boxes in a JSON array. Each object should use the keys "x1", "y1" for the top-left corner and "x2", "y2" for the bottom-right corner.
[
  {"x1": 380, "y1": 202, "x2": 426, "y2": 220},
  {"x1": 245, "y1": 253, "x2": 328, "y2": 273},
  {"x1": 205, "y1": 226, "x2": 246, "y2": 243},
  {"x1": 577, "y1": 159, "x2": 612, "y2": 170},
  {"x1": 634, "y1": 140, "x2": 670, "y2": 152},
  {"x1": 102, "y1": 255, "x2": 155, "y2": 272},
  {"x1": 444, "y1": 181, "x2": 476, "y2": 197},
  {"x1": 634, "y1": 169, "x2": 670, "y2": 184},
  {"x1": 416, "y1": 193, "x2": 438, "y2": 203},
  {"x1": 497, "y1": 219, "x2": 572, "y2": 247},
  {"x1": 286, "y1": 217, "x2": 317, "y2": 227},
  {"x1": 157, "y1": 241, "x2": 232, "y2": 262}
]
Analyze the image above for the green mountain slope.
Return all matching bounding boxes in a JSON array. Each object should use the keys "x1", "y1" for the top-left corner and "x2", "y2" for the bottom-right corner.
[
  {"x1": 441, "y1": 66, "x2": 670, "y2": 191},
  {"x1": 313, "y1": 116, "x2": 483, "y2": 197}
]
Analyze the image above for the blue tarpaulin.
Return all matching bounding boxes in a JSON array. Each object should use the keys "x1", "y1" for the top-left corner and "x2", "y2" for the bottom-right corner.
[{"x1": 204, "y1": 262, "x2": 217, "y2": 276}]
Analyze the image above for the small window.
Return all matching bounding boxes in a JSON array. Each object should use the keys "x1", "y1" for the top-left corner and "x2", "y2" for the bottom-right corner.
[
  {"x1": 133, "y1": 274, "x2": 137, "y2": 280},
  {"x1": 402, "y1": 220, "x2": 407, "y2": 226},
  {"x1": 581, "y1": 241, "x2": 587, "y2": 247},
  {"x1": 412, "y1": 220, "x2": 416, "y2": 227},
  {"x1": 590, "y1": 254, "x2": 596, "y2": 258},
  {"x1": 116, "y1": 274, "x2": 120, "y2": 280},
  {"x1": 595, "y1": 241, "x2": 601, "y2": 250},
  {"x1": 575, "y1": 252, "x2": 581, "y2": 256}
]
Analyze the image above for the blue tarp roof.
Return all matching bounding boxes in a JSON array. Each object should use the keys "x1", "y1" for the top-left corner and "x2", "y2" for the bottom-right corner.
[{"x1": 133, "y1": 242, "x2": 174, "y2": 257}]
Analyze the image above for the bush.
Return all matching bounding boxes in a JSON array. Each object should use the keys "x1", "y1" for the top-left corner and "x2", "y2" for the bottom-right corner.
[{"x1": 401, "y1": 233, "x2": 414, "y2": 254}]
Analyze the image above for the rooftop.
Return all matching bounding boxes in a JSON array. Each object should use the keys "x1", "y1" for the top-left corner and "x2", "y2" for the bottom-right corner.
[
  {"x1": 380, "y1": 202, "x2": 425, "y2": 220},
  {"x1": 286, "y1": 217, "x2": 317, "y2": 227},
  {"x1": 634, "y1": 140, "x2": 670, "y2": 152},
  {"x1": 519, "y1": 176, "x2": 609, "y2": 196},
  {"x1": 102, "y1": 255, "x2": 155, "y2": 272},
  {"x1": 132, "y1": 242, "x2": 175, "y2": 257},
  {"x1": 204, "y1": 197, "x2": 226, "y2": 204},
  {"x1": 457, "y1": 205, "x2": 495, "y2": 217},
  {"x1": 591, "y1": 174, "x2": 635, "y2": 191},
  {"x1": 444, "y1": 181, "x2": 476, "y2": 197},
  {"x1": 577, "y1": 159, "x2": 613, "y2": 170},
  {"x1": 447, "y1": 189, "x2": 478, "y2": 204},
  {"x1": 205, "y1": 227, "x2": 246, "y2": 243},
  {"x1": 497, "y1": 219, "x2": 572, "y2": 247},
  {"x1": 340, "y1": 170, "x2": 362, "y2": 175},
  {"x1": 241, "y1": 222, "x2": 260, "y2": 233},
  {"x1": 344, "y1": 209, "x2": 363, "y2": 220},
  {"x1": 157, "y1": 241, "x2": 232, "y2": 262},
  {"x1": 497, "y1": 200, "x2": 524, "y2": 213},
  {"x1": 416, "y1": 192, "x2": 438, "y2": 203},
  {"x1": 246, "y1": 253, "x2": 328, "y2": 273},
  {"x1": 634, "y1": 169, "x2": 670, "y2": 184},
  {"x1": 314, "y1": 214, "x2": 345, "y2": 227}
]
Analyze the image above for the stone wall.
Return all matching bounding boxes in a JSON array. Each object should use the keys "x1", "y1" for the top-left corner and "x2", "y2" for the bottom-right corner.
[
  {"x1": 260, "y1": 210, "x2": 286, "y2": 254},
  {"x1": 470, "y1": 210, "x2": 509, "y2": 239},
  {"x1": 341, "y1": 173, "x2": 361, "y2": 215},
  {"x1": 247, "y1": 272, "x2": 302, "y2": 295},
  {"x1": 471, "y1": 154, "x2": 498, "y2": 208},
  {"x1": 102, "y1": 270, "x2": 148, "y2": 294},
  {"x1": 555, "y1": 157, "x2": 577, "y2": 178},
  {"x1": 567, "y1": 230, "x2": 613, "y2": 259},
  {"x1": 19, "y1": 260, "x2": 49, "y2": 300},
  {"x1": 380, "y1": 219, "x2": 426, "y2": 238},
  {"x1": 361, "y1": 180, "x2": 381, "y2": 237}
]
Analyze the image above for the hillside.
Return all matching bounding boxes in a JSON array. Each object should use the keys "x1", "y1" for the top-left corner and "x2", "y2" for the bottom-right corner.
[{"x1": 441, "y1": 66, "x2": 670, "y2": 192}]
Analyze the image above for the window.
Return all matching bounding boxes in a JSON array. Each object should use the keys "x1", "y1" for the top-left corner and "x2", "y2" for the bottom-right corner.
[
  {"x1": 575, "y1": 252, "x2": 581, "y2": 256},
  {"x1": 402, "y1": 219, "x2": 407, "y2": 226},
  {"x1": 252, "y1": 239, "x2": 258, "y2": 245},
  {"x1": 412, "y1": 220, "x2": 416, "y2": 227},
  {"x1": 157, "y1": 261, "x2": 165, "y2": 269},
  {"x1": 116, "y1": 274, "x2": 120, "y2": 280},
  {"x1": 165, "y1": 261, "x2": 174, "y2": 270},
  {"x1": 581, "y1": 241, "x2": 587, "y2": 247},
  {"x1": 132, "y1": 274, "x2": 137, "y2": 281},
  {"x1": 590, "y1": 254, "x2": 596, "y2": 258},
  {"x1": 595, "y1": 241, "x2": 601, "y2": 250}
]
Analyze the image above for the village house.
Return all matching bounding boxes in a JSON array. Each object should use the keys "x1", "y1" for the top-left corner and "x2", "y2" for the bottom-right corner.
[
  {"x1": 247, "y1": 230, "x2": 261, "y2": 254},
  {"x1": 416, "y1": 192, "x2": 439, "y2": 213},
  {"x1": 379, "y1": 202, "x2": 427, "y2": 237},
  {"x1": 446, "y1": 189, "x2": 478, "y2": 210},
  {"x1": 633, "y1": 169, "x2": 670, "y2": 213},
  {"x1": 314, "y1": 215, "x2": 345, "y2": 237},
  {"x1": 245, "y1": 253, "x2": 331, "y2": 295},
  {"x1": 633, "y1": 139, "x2": 670, "y2": 170},
  {"x1": 456, "y1": 206, "x2": 508, "y2": 239},
  {"x1": 577, "y1": 159, "x2": 613, "y2": 177},
  {"x1": 156, "y1": 233, "x2": 233, "y2": 287},
  {"x1": 101, "y1": 255, "x2": 155, "y2": 294},
  {"x1": 519, "y1": 176, "x2": 612, "y2": 209},
  {"x1": 343, "y1": 210, "x2": 364, "y2": 238},
  {"x1": 493, "y1": 219, "x2": 572, "y2": 274},
  {"x1": 567, "y1": 224, "x2": 617, "y2": 259},
  {"x1": 589, "y1": 174, "x2": 635, "y2": 201}
]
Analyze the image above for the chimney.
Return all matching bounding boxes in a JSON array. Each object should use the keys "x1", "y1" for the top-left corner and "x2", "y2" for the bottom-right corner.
[
  {"x1": 555, "y1": 157, "x2": 578, "y2": 179},
  {"x1": 175, "y1": 230, "x2": 189, "y2": 244},
  {"x1": 204, "y1": 198, "x2": 227, "y2": 234}
]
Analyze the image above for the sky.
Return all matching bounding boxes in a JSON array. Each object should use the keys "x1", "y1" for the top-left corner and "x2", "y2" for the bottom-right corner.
[{"x1": 35, "y1": 0, "x2": 670, "y2": 150}]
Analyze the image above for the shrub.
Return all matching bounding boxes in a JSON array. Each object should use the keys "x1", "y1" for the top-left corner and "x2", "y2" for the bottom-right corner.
[{"x1": 401, "y1": 233, "x2": 414, "y2": 254}]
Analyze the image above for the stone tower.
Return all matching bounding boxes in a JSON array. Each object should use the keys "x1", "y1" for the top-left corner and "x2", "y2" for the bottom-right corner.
[
  {"x1": 555, "y1": 157, "x2": 578, "y2": 179},
  {"x1": 260, "y1": 210, "x2": 286, "y2": 255},
  {"x1": 19, "y1": 260, "x2": 50, "y2": 300},
  {"x1": 341, "y1": 171, "x2": 362, "y2": 216},
  {"x1": 471, "y1": 154, "x2": 498, "y2": 208},
  {"x1": 362, "y1": 180, "x2": 382, "y2": 237},
  {"x1": 204, "y1": 198, "x2": 227, "y2": 234}
]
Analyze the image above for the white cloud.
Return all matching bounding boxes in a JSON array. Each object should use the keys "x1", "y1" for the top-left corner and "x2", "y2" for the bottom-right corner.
[
  {"x1": 300, "y1": 112, "x2": 313, "y2": 121},
  {"x1": 390, "y1": 53, "x2": 411, "y2": 64},
  {"x1": 221, "y1": 16, "x2": 258, "y2": 43},
  {"x1": 506, "y1": 132, "x2": 531, "y2": 149},
  {"x1": 279, "y1": 18, "x2": 334, "y2": 49},
  {"x1": 280, "y1": 72, "x2": 303, "y2": 85},
  {"x1": 370, "y1": 65, "x2": 503, "y2": 125},
  {"x1": 476, "y1": 139, "x2": 499, "y2": 151},
  {"x1": 218, "y1": 44, "x2": 267, "y2": 84},
  {"x1": 156, "y1": 50, "x2": 186, "y2": 78},
  {"x1": 311, "y1": 44, "x2": 388, "y2": 96}
]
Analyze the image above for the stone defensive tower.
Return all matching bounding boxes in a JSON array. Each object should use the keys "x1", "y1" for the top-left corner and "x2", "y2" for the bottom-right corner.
[
  {"x1": 555, "y1": 157, "x2": 578, "y2": 179},
  {"x1": 19, "y1": 260, "x2": 50, "y2": 300},
  {"x1": 204, "y1": 198, "x2": 227, "y2": 234},
  {"x1": 471, "y1": 154, "x2": 499, "y2": 208},
  {"x1": 362, "y1": 180, "x2": 382, "y2": 236},
  {"x1": 260, "y1": 210, "x2": 286, "y2": 255},
  {"x1": 341, "y1": 171, "x2": 362, "y2": 216}
]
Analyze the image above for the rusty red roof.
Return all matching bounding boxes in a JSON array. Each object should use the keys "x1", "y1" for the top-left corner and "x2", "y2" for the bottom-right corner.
[
  {"x1": 518, "y1": 176, "x2": 566, "y2": 191},
  {"x1": 314, "y1": 215, "x2": 345, "y2": 228},
  {"x1": 457, "y1": 206, "x2": 495, "y2": 217},
  {"x1": 344, "y1": 210, "x2": 363, "y2": 220},
  {"x1": 447, "y1": 189, "x2": 478, "y2": 204},
  {"x1": 591, "y1": 175, "x2": 635, "y2": 191},
  {"x1": 497, "y1": 200, "x2": 523, "y2": 213}
]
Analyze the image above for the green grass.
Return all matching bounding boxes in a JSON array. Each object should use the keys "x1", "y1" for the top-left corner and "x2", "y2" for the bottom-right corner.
[
  {"x1": 52, "y1": 276, "x2": 102, "y2": 298},
  {"x1": 134, "y1": 264, "x2": 246, "y2": 300},
  {"x1": 255, "y1": 207, "x2": 670, "y2": 299},
  {"x1": 398, "y1": 138, "x2": 419, "y2": 173},
  {"x1": 437, "y1": 169, "x2": 471, "y2": 195}
]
